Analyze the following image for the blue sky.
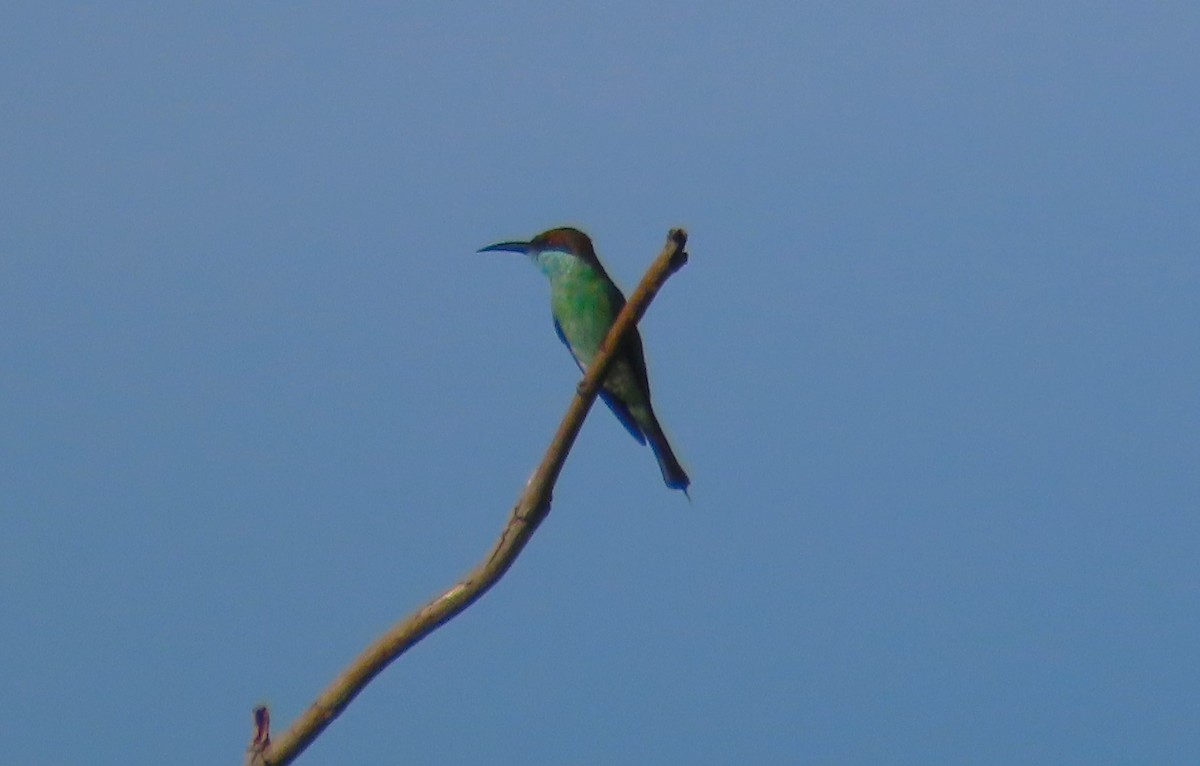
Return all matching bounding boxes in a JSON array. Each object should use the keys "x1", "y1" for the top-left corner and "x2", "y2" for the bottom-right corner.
[{"x1": 2, "y1": 3, "x2": 1197, "y2": 764}]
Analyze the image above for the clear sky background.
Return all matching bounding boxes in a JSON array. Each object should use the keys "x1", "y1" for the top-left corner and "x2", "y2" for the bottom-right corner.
[{"x1": 2, "y1": 3, "x2": 1197, "y2": 764}]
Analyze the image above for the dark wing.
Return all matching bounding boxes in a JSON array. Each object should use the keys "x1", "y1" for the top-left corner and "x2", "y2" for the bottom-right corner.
[{"x1": 554, "y1": 316, "x2": 647, "y2": 445}]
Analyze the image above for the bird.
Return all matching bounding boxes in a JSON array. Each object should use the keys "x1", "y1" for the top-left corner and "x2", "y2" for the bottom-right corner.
[{"x1": 479, "y1": 227, "x2": 690, "y2": 493}]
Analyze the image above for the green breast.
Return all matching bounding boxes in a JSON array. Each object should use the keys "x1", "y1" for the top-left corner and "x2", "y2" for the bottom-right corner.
[{"x1": 550, "y1": 265, "x2": 620, "y2": 367}]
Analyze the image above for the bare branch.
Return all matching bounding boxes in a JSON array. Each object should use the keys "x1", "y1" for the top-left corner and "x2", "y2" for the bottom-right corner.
[{"x1": 248, "y1": 229, "x2": 690, "y2": 765}]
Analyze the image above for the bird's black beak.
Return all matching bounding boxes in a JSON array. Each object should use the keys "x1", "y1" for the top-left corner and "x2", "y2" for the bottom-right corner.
[{"x1": 477, "y1": 240, "x2": 532, "y2": 255}]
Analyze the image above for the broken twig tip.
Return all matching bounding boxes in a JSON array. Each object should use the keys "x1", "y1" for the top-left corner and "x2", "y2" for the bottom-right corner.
[
  {"x1": 666, "y1": 229, "x2": 689, "y2": 270},
  {"x1": 252, "y1": 705, "x2": 271, "y2": 749}
]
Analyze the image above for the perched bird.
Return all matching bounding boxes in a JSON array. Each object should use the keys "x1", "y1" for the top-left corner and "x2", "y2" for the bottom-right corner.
[{"x1": 479, "y1": 227, "x2": 690, "y2": 493}]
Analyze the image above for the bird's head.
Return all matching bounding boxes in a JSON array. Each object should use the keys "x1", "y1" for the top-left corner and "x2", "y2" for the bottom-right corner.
[{"x1": 478, "y1": 227, "x2": 596, "y2": 260}]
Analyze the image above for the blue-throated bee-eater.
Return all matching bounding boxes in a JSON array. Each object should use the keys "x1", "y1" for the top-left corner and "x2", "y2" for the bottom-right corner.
[{"x1": 479, "y1": 227, "x2": 690, "y2": 493}]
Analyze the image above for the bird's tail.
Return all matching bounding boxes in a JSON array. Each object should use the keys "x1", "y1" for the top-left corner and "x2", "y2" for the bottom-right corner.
[{"x1": 643, "y1": 415, "x2": 690, "y2": 494}]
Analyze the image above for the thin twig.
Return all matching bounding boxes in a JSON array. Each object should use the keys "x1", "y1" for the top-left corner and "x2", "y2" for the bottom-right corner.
[{"x1": 247, "y1": 228, "x2": 689, "y2": 765}]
